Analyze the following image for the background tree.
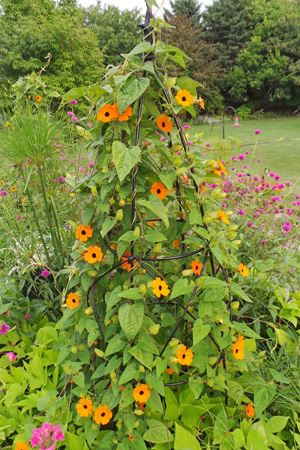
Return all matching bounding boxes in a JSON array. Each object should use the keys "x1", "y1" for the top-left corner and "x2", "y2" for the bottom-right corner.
[
  {"x1": 169, "y1": 0, "x2": 202, "y2": 28},
  {"x1": 84, "y1": 2, "x2": 142, "y2": 67}
]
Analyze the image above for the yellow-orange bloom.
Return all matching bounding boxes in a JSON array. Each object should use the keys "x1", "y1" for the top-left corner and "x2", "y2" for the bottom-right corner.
[
  {"x1": 84, "y1": 245, "x2": 103, "y2": 264},
  {"x1": 200, "y1": 181, "x2": 206, "y2": 193},
  {"x1": 75, "y1": 224, "x2": 93, "y2": 242},
  {"x1": 15, "y1": 443, "x2": 29, "y2": 450},
  {"x1": 166, "y1": 366, "x2": 175, "y2": 375},
  {"x1": 4, "y1": 121, "x2": 10, "y2": 128},
  {"x1": 176, "y1": 345, "x2": 194, "y2": 366},
  {"x1": 118, "y1": 106, "x2": 133, "y2": 122},
  {"x1": 150, "y1": 182, "x2": 168, "y2": 200},
  {"x1": 97, "y1": 104, "x2": 118, "y2": 122},
  {"x1": 157, "y1": 114, "x2": 173, "y2": 133},
  {"x1": 152, "y1": 277, "x2": 170, "y2": 298},
  {"x1": 233, "y1": 334, "x2": 245, "y2": 360},
  {"x1": 66, "y1": 292, "x2": 79, "y2": 309},
  {"x1": 191, "y1": 260, "x2": 203, "y2": 275},
  {"x1": 214, "y1": 159, "x2": 227, "y2": 177},
  {"x1": 238, "y1": 263, "x2": 249, "y2": 277},
  {"x1": 173, "y1": 239, "x2": 180, "y2": 249},
  {"x1": 36, "y1": 94, "x2": 42, "y2": 102},
  {"x1": 121, "y1": 251, "x2": 138, "y2": 271},
  {"x1": 133, "y1": 384, "x2": 151, "y2": 403},
  {"x1": 196, "y1": 96, "x2": 205, "y2": 109},
  {"x1": 176, "y1": 89, "x2": 194, "y2": 107},
  {"x1": 76, "y1": 398, "x2": 93, "y2": 417},
  {"x1": 245, "y1": 403, "x2": 255, "y2": 418},
  {"x1": 94, "y1": 405, "x2": 113, "y2": 425},
  {"x1": 218, "y1": 209, "x2": 229, "y2": 224}
]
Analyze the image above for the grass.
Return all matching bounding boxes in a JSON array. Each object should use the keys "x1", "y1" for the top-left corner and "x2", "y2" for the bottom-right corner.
[{"x1": 192, "y1": 116, "x2": 300, "y2": 199}]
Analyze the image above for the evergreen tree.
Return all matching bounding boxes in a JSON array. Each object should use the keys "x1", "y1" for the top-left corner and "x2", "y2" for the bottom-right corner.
[{"x1": 169, "y1": 0, "x2": 201, "y2": 28}]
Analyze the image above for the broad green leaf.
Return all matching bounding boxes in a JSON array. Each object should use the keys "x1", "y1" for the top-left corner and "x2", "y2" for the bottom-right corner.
[
  {"x1": 118, "y1": 288, "x2": 142, "y2": 300},
  {"x1": 143, "y1": 420, "x2": 174, "y2": 444},
  {"x1": 265, "y1": 416, "x2": 289, "y2": 434},
  {"x1": 189, "y1": 207, "x2": 202, "y2": 225},
  {"x1": 105, "y1": 333, "x2": 126, "y2": 356},
  {"x1": 232, "y1": 429, "x2": 245, "y2": 448},
  {"x1": 119, "y1": 364, "x2": 139, "y2": 385},
  {"x1": 61, "y1": 87, "x2": 85, "y2": 106},
  {"x1": 119, "y1": 384, "x2": 135, "y2": 411},
  {"x1": 76, "y1": 125, "x2": 91, "y2": 140},
  {"x1": 82, "y1": 205, "x2": 95, "y2": 227},
  {"x1": 129, "y1": 42, "x2": 152, "y2": 56},
  {"x1": 145, "y1": 374, "x2": 165, "y2": 396},
  {"x1": 159, "y1": 172, "x2": 175, "y2": 191},
  {"x1": 230, "y1": 282, "x2": 253, "y2": 303},
  {"x1": 202, "y1": 287, "x2": 227, "y2": 302},
  {"x1": 189, "y1": 378, "x2": 204, "y2": 398},
  {"x1": 131, "y1": 431, "x2": 148, "y2": 450},
  {"x1": 102, "y1": 217, "x2": 117, "y2": 238},
  {"x1": 145, "y1": 229, "x2": 168, "y2": 243},
  {"x1": 269, "y1": 369, "x2": 291, "y2": 384},
  {"x1": 177, "y1": 76, "x2": 201, "y2": 95},
  {"x1": 73, "y1": 372, "x2": 85, "y2": 389},
  {"x1": 165, "y1": 387, "x2": 179, "y2": 421},
  {"x1": 193, "y1": 320, "x2": 211, "y2": 345},
  {"x1": 139, "y1": 195, "x2": 169, "y2": 228},
  {"x1": 106, "y1": 286, "x2": 122, "y2": 310},
  {"x1": 119, "y1": 231, "x2": 138, "y2": 242},
  {"x1": 210, "y1": 244, "x2": 223, "y2": 264},
  {"x1": 233, "y1": 321, "x2": 262, "y2": 339},
  {"x1": 129, "y1": 346, "x2": 153, "y2": 370},
  {"x1": 112, "y1": 141, "x2": 141, "y2": 182},
  {"x1": 245, "y1": 430, "x2": 268, "y2": 450},
  {"x1": 254, "y1": 383, "x2": 276, "y2": 415},
  {"x1": 174, "y1": 423, "x2": 201, "y2": 450},
  {"x1": 117, "y1": 76, "x2": 150, "y2": 115},
  {"x1": 170, "y1": 278, "x2": 195, "y2": 300},
  {"x1": 119, "y1": 303, "x2": 144, "y2": 340},
  {"x1": 202, "y1": 277, "x2": 227, "y2": 288},
  {"x1": 66, "y1": 432, "x2": 85, "y2": 450}
]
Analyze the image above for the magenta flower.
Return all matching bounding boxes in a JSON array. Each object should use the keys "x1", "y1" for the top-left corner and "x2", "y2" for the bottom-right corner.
[
  {"x1": 238, "y1": 154, "x2": 245, "y2": 160},
  {"x1": 274, "y1": 174, "x2": 280, "y2": 181},
  {"x1": 31, "y1": 423, "x2": 64, "y2": 450},
  {"x1": 71, "y1": 117, "x2": 79, "y2": 123},
  {"x1": 261, "y1": 240, "x2": 266, "y2": 246},
  {"x1": 69, "y1": 99, "x2": 78, "y2": 105},
  {"x1": 6, "y1": 352, "x2": 18, "y2": 363},
  {"x1": 253, "y1": 175, "x2": 259, "y2": 181},
  {"x1": 237, "y1": 210, "x2": 244, "y2": 215},
  {"x1": 247, "y1": 222, "x2": 253, "y2": 227},
  {"x1": 87, "y1": 162, "x2": 95, "y2": 168},
  {"x1": 25, "y1": 314, "x2": 31, "y2": 320},
  {"x1": 254, "y1": 129, "x2": 261, "y2": 134},
  {"x1": 0, "y1": 190, "x2": 7, "y2": 196},
  {"x1": 257, "y1": 159, "x2": 261, "y2": 162},
  {"x1": 41, "y1": 269, "x2": 50, "y2": 278},
  {"x1": 86, "y1": 123, "x2": 93, "y2": 128},
  {"x1": 206, "y1": 143, "x2": 211, "y2": 147},
  {"x1": 58, "y1": 176, "x2": 65, "y2": 184},
  {"x1": 17, "y1": 215, "x2": 22, "y2": 221},
  {"x1": 231, "y1": 156, "x2": 237, "y2": 161},
  {"x1": 183, "y1": 125, "x2": 190, "y2": 130},
  {"x1": 0, "y1": 323, "x2": 9, "y2": 334}
]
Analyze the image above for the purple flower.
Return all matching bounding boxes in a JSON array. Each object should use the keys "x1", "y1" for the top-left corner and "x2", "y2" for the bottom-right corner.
[
  {"x1": 247, "y1": 222, "x2": 253, "y2": 227},
  {"x1": 274, "y1": 174, "x2": 280, "y2": 181},
  {"x1": 238, "y1": 154, "x2": 245, "y2": 160},
  {"x1": 245, "y1": 151, "x2": 249, "y2": 155},
  {"x1": 206, "y1": 143, "x2": 211, "y2": 147},
  {"x1": 69, "y1": 99, "x2": 78, "y2": 105},
  {"x1": 87, "y1": 123, "x2": 93, "y2": 128},
  {"x1": 270, "y1": 172, "x2": 275, "y2": 177},
  {"x1": 87, "y1": 162, "x2": 95, "y2": 168},
  {"x1": 176, "y1": 151, "x2": 181, "y2": 155},
  {"x1": 253, "y1": 175, "x2": 259, "y2": 181},
  {"x1": 183, "y1": 125, "x2": 190, "y2": 130},
  {"x1": 0, "y1": 190, "x2": 7, "y2": 196},
  {"x1": 237, "y1": 209, "x2": 244, "y2": 215},
  {"x1": 16, "y1": 215, "x2": 22, "y2": 221},
  {"x1": 0, "y1": 323, "x2": 9, "y2": 334},
  {"x1": 58, "y1": 176, "x2": 65, "y2": 184},
  {"x1": 71, "y1": 117, "x2": 79, "y2": 123},
  {"x1": 6, "y1": 352, "x2": 18, "y2": 363},
  {"x1": 257, "y1": 159, "x2": 261, "y2": 162},
  {"x1": 110, "y1": 272, "x2": 114, "y2": 279},
  {"x1": 231, "y1": 156, "x2": 237, "y2": 161},
  {"x1": 25, "y1": 314, "x2": 31, "y2": 320},
  {"x1": 261, "y1": 240, "x2": 266, "y2": 246},
  {"x1": 41, "y1": 269, "x2": 50, "y2": 278},
  {"x1": 254, "y1": 129, "x2": 261, "y2": 134},
  {"x1": 67, "y1": 111, "x2": 74, "y2": 116},
  {"x1": 188, "y1": 141, "x2": 192, "y2": 145}
]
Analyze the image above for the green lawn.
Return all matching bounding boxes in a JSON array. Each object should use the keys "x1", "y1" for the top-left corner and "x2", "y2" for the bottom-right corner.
[{"x1": 192, "y1": 116, "x2": 300, "y2": 199}]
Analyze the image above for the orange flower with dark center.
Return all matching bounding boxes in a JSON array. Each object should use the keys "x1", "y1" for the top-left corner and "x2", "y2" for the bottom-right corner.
[
  {"x1": 36, "y1": 94, "x2": 42, "y2": 102},
  {"x1": 66, "y1": 293, "x2": 79, "y2": 309},
  {"x1": 133, "y1": 384, "x2": 151, "y2": 403},
  {"x1": 85, "y1": 245, "x2": 103, "y2": 264},
  {"x1": 150, "y1": 182, "x2": 168, "y2": 200},
  {"x1": 15, "y1": 443, "x2": 29, "y2": 450},
  {"x1": 157, "y1": 114, "x2": 173, "y2": 132},
  {"x1": 245, "y1": 404, "x2": 255, "y2": 418},
  {"x1": 152, "y1": 277, "x2": 170, "y2": 298},
  {"x1": 129, "y1": 434, "x2": 134, "y2": 441},
  {"x1": 166, "y1": 366, "x2": 175, "y2": 375},
  {"x1": 173, "y1": 239, "x2": 180, "y2": 249},
  {"x1": 94, "y1": 405, "x2": 113, "y2": 425},
  {"x1": 238, "y1": 263, "x2": 249, "y2": 277},
  {"x1": 76, "y1": 398, "x2": 93, "y2": 417},
  {"x1": 196, "y1": 96, "x2": 205, "y2": 109},
  {"x1": 75, "y1": 224, "x2": 93, "y2": 242},
  {"x1": 191, "y1": 260, "x2": 203, "y2": 275},
  {"x1": 218, "y1": 209, "x2": 229, "y2": 225},
  {"x1": 97, "y1": 104, "x2": 118, "y2": 122},
  {"x1": 233, "y1": 334, "x2": 245, "y2": 360},
  {"x1": 176, "y1": 345, "x2": 194, "y2": 366},
  {"x1": 119, "y1": 106, "x2": 133, "y2": 122},
  {"x1": 175, "y1": 89, "x2": 194, "y2": 107},
  {"x1": 121, "y1": 251, "x2": 138, "y2": 271}
]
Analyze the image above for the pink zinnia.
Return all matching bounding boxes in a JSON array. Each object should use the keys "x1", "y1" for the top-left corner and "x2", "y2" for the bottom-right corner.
[{"x1": 0, "y1": 323, "x2": 9, "y2": 334}]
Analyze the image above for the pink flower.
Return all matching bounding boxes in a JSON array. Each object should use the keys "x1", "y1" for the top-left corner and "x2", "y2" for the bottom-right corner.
[
  {"x1": 238, "y1": 154, "x2": 245, "y2": 160},
  {"x1": 25, "y1": 314, "x2": 31, "y2": 320},
  {"x1": 31, "y1": 423, "x2": 64, "y2": 449},
  {"x1": 254, "y1": 129, "x2": 261, "y2": 134},
  {"x1": 261, "y1": 240, "x2": 266, "y2": 246},
  {"x1": 0, "y1": 323, "x2": 9, "y2": 334},
  {"x1": 87, "y1": 162, "x2": 95, "y2": 168},
  {"x1": 183, "y1": 125, "x2": 190, "y2": 130},
  {"x1": 41, "y1": 269, "x2": 50, "y2": 278},
  {"x1": 274, "y1": 174, "x2": 280, "y2": 181},
  {"x1": 87, "y1": 123, "x2": 93, "y2": 128},
  {"x1": 247, "y1": 222, "x2": 253, "y2": 227},
  {"x1": 17, "y1": 215, "x2": 22, "y2": 221},
  {"x1": 69, "y1": 99, "x2": 78, "y2": 104},
  {"x1": 0, "y1": 190, "x2": 7, "y2": 196},
  {"x1": 253, "y1": 175, "x2": 259, "y2": 181},
  {"x1": 206, "y1": 143, "x2": 211, "y2": 147},
  {"x1": 237, "y1": 210, "x2": 244, "y2": 215},
  {"x1": 6, "y1": 352, "x2": 18, "y2": 363},
  {"x1": 257, "y1": 159, "x2": 261, "y2": 162},
  {"x1": 231, "y1": 156, "x2": 237, "y2": 161},
  {"x1": 71, "y1": 117, "x2": 79, "y2": 123}
]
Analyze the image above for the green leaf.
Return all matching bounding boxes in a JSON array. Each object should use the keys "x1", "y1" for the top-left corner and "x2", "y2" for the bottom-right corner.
[
  {"x1": 193, "y1": 320, "x2": 211, "y2": 345},
  {"x1": 149, "y1": 194, "x2": 169, "y2": 228},
  {"x1": 210, "y1": 244, "x2": 223, "y2": 264},
  {"x1": 119, "y1": 384, "x2": 135, "y2": 411},
  {"x1": 202, "y1": 277, "x2": 227, "y2": 288},
  {"x1": 73, "y1": 372, "x2": 85, "y2": 389},
  {"x1": 230, "y1": 282, "x2": 253, "y2": 303},
  {"x1": 66, "y1": 432, "x2": 85, "y2": 450},
  {"x1": 119, "y1": 288, "x2": 142, "y2": 300},
  {"x1": 159, "y1": 172, "x2": 175, "y2": 191},
  {"x1": 61, "y1": 87, "x2": 85, "y2": 106},
  {"x1": 112, "y1": 141, "x2": 141, "y2": 182},
  {"x1": 76, "y1": 125, "x2": 91, "y2": 140},
  {"x1": 174, "y1": 423, "x2": 201, "y2": 450},
  {"x1": 106, "y1": 286, "x2": 122, "y2": 310},
  {"x1": 129, "y1": 346, "x2": 153, "y2": 370},
  {"x1": 145, "y1": 374, "x2": 165, "y2": 396},
  {"x1": 177, "y1": 76, "x2": 201, "y2": 95},
  {"x1": 245, "y1": 430, "x2": 268, "y2": 450},
  {"x1": 131, "y1": 431, "x2": 148, "y2": 450},
  {"x1": 165, "y1": 387, "x2": 179, "y2": 421},
  {"x1": 170, "y1": 278, "x2": 195, "y2": 300},
  {"x1": 189, "y1": 207, "x2": 202, "y2": 225},
  {"x1": 129, "y1": 42, "x2": 152, "y2": 56},
  {"x1": 145, "y1": 229, "x2": 168, "y2": 243},
  {"x1": 117, "y1": 76, "x2": 150, "y2": 115},
  {"x1": 143, "y1": 420, "x2": 174, "y2": 444},
  {"x1": 233, "y1": 321, "x2": 262, "y2": 339},
  {"x1": 232, "y1": 429, "x2": 245, "y2": 448},
  {"x1": 82, "y1": 205, "x2": 95, "y2": 227},
  {"x1": 119, "y1": 231, "x2": 137, "y2": 242},
  {"x1": 265, "y1": 416, "x2": 289, "y2": 434},
  {"x1": 119, "y1": 364, "x2": 139, "y2": 385},
  {"x1": 102, "y1": 217, "x2": 117, "y2": 238},
  {"x1": 269, "y1": 369, "x2": 291, "y2": 384},
  {"x1": 105, "y1": 333, "x2": 126, "y2": 357},
  {"x1": 254, "y1": 383, "x2": 276, "y2": 415},
  {"x1": 202, "y1": 287, "x2": 227, "y2": 302},
  {"x1": 189, "y1": 378, "x2": 204, "y2": 398},
  {"x1": 119, "y1": 303, "x2": 144, "y2": 340}
]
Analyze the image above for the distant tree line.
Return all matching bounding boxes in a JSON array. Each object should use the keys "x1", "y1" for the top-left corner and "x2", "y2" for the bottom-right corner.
[{"x1": 0, "y1": 0, "x2": 299, "y2": 114}]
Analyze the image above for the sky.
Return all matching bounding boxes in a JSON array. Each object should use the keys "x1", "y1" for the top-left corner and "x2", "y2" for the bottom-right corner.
[{"x1": 78, "y1": 0, "x2": 214, "y2": 12}]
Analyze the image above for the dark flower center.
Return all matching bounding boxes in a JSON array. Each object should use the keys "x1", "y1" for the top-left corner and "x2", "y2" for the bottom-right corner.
[
  {"x1": 157, "y1": 189, "x2": 161, "y2": 194},
  {"x1": 92, "y1": 253, "x2": 96, "y2": 258},
  {"x1": 159, "y1": 285, "x2": 162, "y2": 291},
  {"x1": 236, "y1": 349, "x2": 239, "y2": 353},
  {"x1": 182, "y1": 354, "x2": 186, "y2": 359},
  {"x1": 72, "y1": 299, "x2": 76, "y2": 303},
  {"x1": 140, "y1": 391, "x2": 144, "y2": 395},
  {"x1": 162, "y1": 122, "x2": 165, "y2": 127},
  {"x1": 101, "y1": 412, "x2": 105, "y2": 417},
  {"x1": 196, "y1": 266, "x2": 198, "y2": 271},
  {"x1": 81, "y1": 230, "x2": 86, "y2": 235},
  {"x1": 182, "y1": 96, "x2": 186, "y2": 101},
  {"x1": 105, "y1": 112, "x2": 110, "y2": 117},
  {"x1": 84, "y1": 405, "x2": 87, "y2": 408}
]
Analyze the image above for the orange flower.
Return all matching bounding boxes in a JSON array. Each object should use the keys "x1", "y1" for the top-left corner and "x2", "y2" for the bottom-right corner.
[
  {"x1": 166, "y1": 366, "x2": 175, "y2": 375},
  {"x1": 119, "y1": 106, "x2": 133, "y2": 122},
  {"x1": 133, "y1": 384, "x2": 151, "y2": 403},
  {"x1": 36, "y1": 94, "x2": 42, "y2": 102},
  {"x1": 245, "y1": 403, "x2": 255, "y2": 418},
  {"x1": 238, "y1": 263, "x2": 249, "y2": 277},
  {"x1": 173, "y1": 239, "x2": 180, "y2": 249},
  {"x1": 94, "y1": 405, "x2": 113, "y2": 425},
  {"x1": 152, "y1": 277, "x2": 170, "y2": 298},
  {"x1": 76, "y1": 398, "x2": 93, "y2": 417},
  {"x1": 196, "y1": 96, "x2": 205, "y2": 109},
  {"x1": 84, "y1": 245, "x2": 103, "y2": 264},
  {"x1": 121, "y1": 251, "x2": 138, "y2": 271},
  {"x1": 75, "y1": 224, "x2": 93, "y2": 242},
  {"x1": 10, "y1": 185, "x2": 17, "y2": 192},
  {"x1": 191, "y1": 260, "x2": 203, "y2": 275},
  {"x1": 218, "y1": 209, "x2": 229, "y2": 224},
  {"x1": 200, "y1": 181, "x2": 206, "y2": 193},
  {"x1": 150, "y1": 182, "x2": 168, "y2": 200},
  {"x1": 4, "y1": 121, "x2": 10, "y2": 128},
  {"x1": 66, "y1": 292, "x2": 79, "y2": 309},
  {"x1": 138, "y1": 402, "x2": 146, "y2": 411},
  {"x1": 97, "y1": 104, "x2": 118, "y2": 122},
  {"x1": 120, "y1": 385, "x2": 125, "y2": 392},
  {"x1": 214, "y1": 159, "x2": 227, "y2": 177},
  {"x1": 233, "y1": 334, "x2": 245, "y2": 360},
  {"x1": 147, "y1": 221, "x2": 155, "y2": 227},
  {"x1": 157, "y1": 114, "x2": 173, "y2": 133},
  {"x1": 15, "y1": 443, "x2": 29, "y2": 450},
  {"x1": 129, "y1": 434, "x2": 134, "y2": 441},
  {"x1": 175, "y1": 89, "x2": 194, "y2": 107},
  {"x1": 176, "y1": 345, "x2": 194, "y2": 366}
]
